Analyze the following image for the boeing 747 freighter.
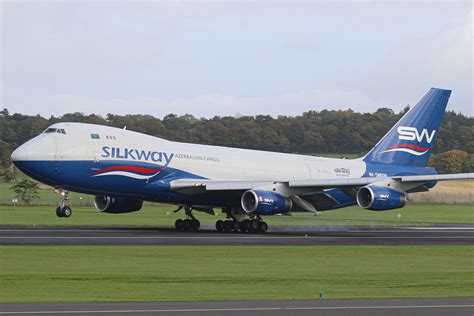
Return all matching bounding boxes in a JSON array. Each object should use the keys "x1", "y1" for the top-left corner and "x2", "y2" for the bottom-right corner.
[{"x1": 11, "y1": 88, "x2": 473, "y2": 233}]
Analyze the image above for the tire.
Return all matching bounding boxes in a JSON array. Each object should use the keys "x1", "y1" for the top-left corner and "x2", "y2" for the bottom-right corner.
[
  {"x1": 191, "y1": 219, "x2": 200, "y2": 231},
  {"x1": 56, "y1": 207, "x2": 63, "y2": 218},
  {"x1": 223, "y1": 220, "x2": 233, "y2": 232},
  {"x1": 216, "y1": 220, "x2": 224, "y2": 232},
  {"x1": 175, "y1": 219, "x2": 184, "y2": 230},
  {"x1": 232, "y1": 221, "x2": 240, "y2": 232},
  {"x1": 258, "y1": 221, "x2": 268, "y2": 233},
  {"x1": 62, "y1": 206, "x2": 72, "y2": 218},
  {"x1": 249, "y1": 219, "x2": 260, "y2": 232},
  {"x1": 240, "y1": 219, "x2": 250, "y2": 232},
  {"x1": 183, "y1": 219, "x2": 192, "y2": 231}
]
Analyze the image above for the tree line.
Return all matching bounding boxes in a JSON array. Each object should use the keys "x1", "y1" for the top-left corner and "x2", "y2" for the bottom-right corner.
[{"x1": 0, "y1": 107, "x2": 472, "y2": 176}]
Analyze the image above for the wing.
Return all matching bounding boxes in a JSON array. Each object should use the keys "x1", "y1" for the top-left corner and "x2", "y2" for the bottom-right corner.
[
  {"x1": 169, "y1": 172, "x2": 473, "y2": 213},
  {"x1": 170, "y1": 173, "x2": 474, "y2": 192}
]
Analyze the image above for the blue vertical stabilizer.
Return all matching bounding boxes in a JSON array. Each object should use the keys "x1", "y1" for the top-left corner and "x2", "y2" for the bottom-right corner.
[{"x1": 363, "y1": 88, "x2": 451, "y2": 167}]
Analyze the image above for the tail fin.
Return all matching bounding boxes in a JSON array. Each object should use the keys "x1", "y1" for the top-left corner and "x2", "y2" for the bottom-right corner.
[{"x1": 363, "y1": 88, "x2": 451, "y2": 167}]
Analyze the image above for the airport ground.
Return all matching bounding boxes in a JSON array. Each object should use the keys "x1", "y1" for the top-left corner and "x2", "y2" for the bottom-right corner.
[
  {"x1": 0, "y1": 186, "x2": 473, "y2": 315},
  {"x1": 0, "y1": 204, "x2": 473, "y2": 228},
  {"x1": 0, "y1": 204, "x2": 473, "y2": 304},
  {"x1": 1, "y1": 244, "x2": 473, "y2": 302}
]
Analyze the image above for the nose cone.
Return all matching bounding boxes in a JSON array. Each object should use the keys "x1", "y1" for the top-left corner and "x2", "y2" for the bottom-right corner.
[{"x1": 11, "y1": 146, "x2": 28, "y2": 162}]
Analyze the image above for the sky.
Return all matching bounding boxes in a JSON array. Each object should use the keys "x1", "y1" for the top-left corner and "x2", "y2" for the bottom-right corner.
[{"x1": 1, "y1": 0, "x2": 473, "y2": 118}]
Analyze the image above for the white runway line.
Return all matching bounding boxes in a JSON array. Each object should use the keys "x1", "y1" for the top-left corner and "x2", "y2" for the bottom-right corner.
[{"x1": 1, "y1": 304, "x2": 473, "y2": 314}]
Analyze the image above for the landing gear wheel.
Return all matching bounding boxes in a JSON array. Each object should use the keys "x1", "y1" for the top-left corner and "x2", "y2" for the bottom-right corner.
[
  {"x1": 239, "y1": 219, "x2": 250, "y2": 232},
  {"x1": 258, "y1": 221, "x2": 268, "y2": 233},
  {"x1": 56, "y1": 189, "x2": 71, "y2": 218},
  {"x1": 223, "y1": 220, "x2": 233, "y2": 232},
  {"x1": 232, "y1": 221, "x2": 240, "y2": 232},
  {"x1": 55, "y1": 207, "x2": 63, "y2": 218},
  {"x1": 62, "y1": 206, "x2": 72, "y2": 218},
  {"x1": 183, "y1": 219, "x2": 192, "y2": 231},
  {"x1": 175, "y1": 219, "x2": 184, "y2": 230},
  {"x1": 191, "y1": 219, "x2": 200, "y2": 231},
  {"x1": 250, "y1": 219, "x2": 260, "y2": 232},
  {"x1": 216, "y1": 220, "x2": 224, "y2": 232}
]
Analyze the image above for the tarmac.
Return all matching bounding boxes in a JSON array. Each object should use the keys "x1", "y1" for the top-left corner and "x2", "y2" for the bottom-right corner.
[
  {"x1": 1, "y1": 225, "x2": 472, "y2": 315},
  {"x1": 1, "y1": 298, "x2": 473, "y2": 315},
  {"x1": 0, "y1": 225, "x2": 473, "y2": 246}
]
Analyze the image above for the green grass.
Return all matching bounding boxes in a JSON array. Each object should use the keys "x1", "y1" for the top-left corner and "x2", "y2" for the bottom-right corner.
[
  {"x1": 0, "y1": 204, "x2": 472, "y2": 228},
  {"x1": 0, "y1": 181, "x2": 96, "y2": 206},
  {"x1": 0, "y1": 246, "x2": 472, "y2": 303}
]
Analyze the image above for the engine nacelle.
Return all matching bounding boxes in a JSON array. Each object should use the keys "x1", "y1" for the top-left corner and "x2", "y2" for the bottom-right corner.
[
  {"x1": 94, "y1": 195, "x2": 143, "y2": 214},
  {"x1": 241, "y1": 190, "x2": 292, "y2": 215},
  {"x1": 356, "y1": 186, "x2": 406, "y2": 211}
]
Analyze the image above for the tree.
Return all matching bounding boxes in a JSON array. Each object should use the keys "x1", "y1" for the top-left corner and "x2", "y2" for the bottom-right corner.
[
  {"x1": 0, "y1": 108, "x2": 9, "y2": 117},
  {"x1": 429, "y1": 149, "x2": 470, "y2": 174},
  {"x1": 462, "y1": 154, "x2": 474, "y2": 173},
  {"x1": 2, "y1": 166, "x2": 15, "y2": 183},
  {"x1": 9, "y1": 179, "x2": 40, "y2": 205}
]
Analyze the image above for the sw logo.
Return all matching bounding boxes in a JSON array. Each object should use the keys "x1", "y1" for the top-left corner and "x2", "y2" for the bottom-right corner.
[
  {"x1": 380, "y1": 126, "x2": 436, "y2": 156},
  {"x1": 397, "y1": 126, "x2": 436, "y2": 143}
]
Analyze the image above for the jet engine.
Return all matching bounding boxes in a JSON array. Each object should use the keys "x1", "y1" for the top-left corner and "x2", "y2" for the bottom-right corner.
[
  {"x1": 356, "y1": 186, "x2": 406, "y2": 211},
  {"x1": 94, "y1": 195, "x2": 143, "y2": 214},
  {"x1": 241, "y1": 190, "x2": 292, "y2": 215}
]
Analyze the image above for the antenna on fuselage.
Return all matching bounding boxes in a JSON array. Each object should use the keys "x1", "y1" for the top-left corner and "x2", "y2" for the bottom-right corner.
[{"x1": 123, "y1": 126, "x2": 127, "y2": 130}]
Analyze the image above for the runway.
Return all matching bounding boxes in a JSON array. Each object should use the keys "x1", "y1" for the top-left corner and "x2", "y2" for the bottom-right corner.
[
  {"x1": 0, "y1": 226, "x2": 473, "y2": 246},
  {"x1": 1, "y1": 298, "x2": 473, "y2": 315}
]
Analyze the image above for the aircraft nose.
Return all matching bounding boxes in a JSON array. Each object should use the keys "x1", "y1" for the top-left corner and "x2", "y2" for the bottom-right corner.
[{"x1": 11, "y1": 145, "x2": 28, "y2": 161}]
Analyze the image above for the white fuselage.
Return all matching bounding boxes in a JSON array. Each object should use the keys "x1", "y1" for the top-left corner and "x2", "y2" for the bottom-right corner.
[{"x1": 17, "y1": 122, "x2": 366, "y2": 182}]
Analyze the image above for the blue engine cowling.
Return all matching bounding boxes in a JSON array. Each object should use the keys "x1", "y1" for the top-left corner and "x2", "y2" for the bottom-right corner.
[
  {"x1": 356, "y1": 186, "x2": 406, "y2": 211},
  {"x1": 241, "y1": 190, "x2": 293, "y2": 215},
  {"x1": 94, "y1": 195, "x2": 143, "y2": 214}
]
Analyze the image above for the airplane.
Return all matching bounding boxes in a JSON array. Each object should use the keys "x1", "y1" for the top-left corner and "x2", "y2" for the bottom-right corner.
[{"x1": 10, "y1": 88, "x2": 473, "y2": 233}]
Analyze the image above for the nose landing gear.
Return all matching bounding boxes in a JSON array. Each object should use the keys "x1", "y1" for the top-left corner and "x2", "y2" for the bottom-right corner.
[{"x1": 55, "y1": 189, "x2": 72, "y2": 218}]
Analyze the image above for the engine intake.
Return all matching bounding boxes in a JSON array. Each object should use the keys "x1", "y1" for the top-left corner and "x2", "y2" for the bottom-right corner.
[
  {"x1": 356, "y1": 186, "x2": 406, "y2": 211},
  {"x1": 94, "y1": 196, "x2": 143, "y2": 214},
  {"x1": 241, "y1": 190, "x2": 292, "y2": 215}
]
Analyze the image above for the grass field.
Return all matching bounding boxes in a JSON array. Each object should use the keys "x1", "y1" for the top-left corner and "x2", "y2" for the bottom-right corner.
[
  {"x1": 0, "y1": 246, "x2": 472, "y2": 303},
  {"x1": 0, "y1": 181, "x2": 96, "y2": 206},
  {"x1": 0, "y1": 204, "x2": 473, "y2": 227}
]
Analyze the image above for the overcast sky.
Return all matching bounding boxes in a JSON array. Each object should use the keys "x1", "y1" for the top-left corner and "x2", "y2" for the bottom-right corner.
[{"x1": 1, "y1": 0, "x2": 472, "y2": 118}]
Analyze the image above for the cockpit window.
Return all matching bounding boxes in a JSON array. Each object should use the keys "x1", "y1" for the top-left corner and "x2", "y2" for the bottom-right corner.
[{"x1": 44, "y1": 128, "x2": 66, "y2": 134}]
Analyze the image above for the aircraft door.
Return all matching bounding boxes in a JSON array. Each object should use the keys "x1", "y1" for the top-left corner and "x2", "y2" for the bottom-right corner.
[{"x1": 88, "y1": 145, "x2": 104, "y2": 173}]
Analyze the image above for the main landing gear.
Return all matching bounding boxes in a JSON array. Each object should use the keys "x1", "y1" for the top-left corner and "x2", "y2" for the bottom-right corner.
[
  {"x1": 174, "y1": 205, "x2": 200, "y2": 231},
  {"x1": 55, "y1": 190, "x2": 72, "y2": 218},
  {"x1": 216, "y1": 214, "x2": 268, "y2": 234}
]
